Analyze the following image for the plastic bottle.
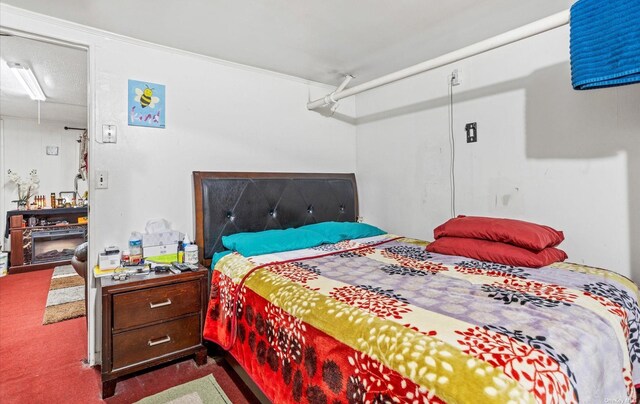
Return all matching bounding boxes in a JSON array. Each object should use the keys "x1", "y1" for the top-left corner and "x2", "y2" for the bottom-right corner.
[
  {"x1": 178, "y1": 234, "x2": 191, "y2": 263},
  {"x1": 121, "y1": 250, "x2": 131, "y2": 265},
  {"x1": 183, "y1": 234, "x2": 198, "y2": 264},
  {"x1": 129, "y1": 232, "x2": 143, "y2": 264},
  {"x1": 177, "y1": 240, "x2": 184, "y2": 263}
]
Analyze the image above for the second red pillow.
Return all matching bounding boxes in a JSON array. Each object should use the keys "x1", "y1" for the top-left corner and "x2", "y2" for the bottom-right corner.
[{"x1": 426, "y1": 237, "x2": 567, "y2": 268}]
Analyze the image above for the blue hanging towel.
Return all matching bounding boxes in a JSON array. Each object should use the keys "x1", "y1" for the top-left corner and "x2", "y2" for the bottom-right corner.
[{"x1": 570, "y1": 0, "x2": 640, "y2": 89}]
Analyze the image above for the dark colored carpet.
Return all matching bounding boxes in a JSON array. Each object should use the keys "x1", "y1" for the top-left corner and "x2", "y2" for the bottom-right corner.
[{"x1": 0, "y1": 269, "x2": 257, "y2": 403}]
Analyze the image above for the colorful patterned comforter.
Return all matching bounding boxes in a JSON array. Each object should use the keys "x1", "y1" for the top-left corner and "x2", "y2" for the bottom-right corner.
[{"x1": 203, "y1": 235, "x2": 640, "y2": 403}]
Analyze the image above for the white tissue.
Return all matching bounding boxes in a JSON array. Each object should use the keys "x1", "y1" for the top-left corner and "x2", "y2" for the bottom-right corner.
[{"x1": 145, "y1": 218, "x2": 171, "y2": 234}]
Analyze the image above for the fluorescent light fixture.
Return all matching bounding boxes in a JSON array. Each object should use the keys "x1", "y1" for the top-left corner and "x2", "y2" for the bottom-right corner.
[{"x1": 7, "y1": 62, "x2": 46, "y2": 101}]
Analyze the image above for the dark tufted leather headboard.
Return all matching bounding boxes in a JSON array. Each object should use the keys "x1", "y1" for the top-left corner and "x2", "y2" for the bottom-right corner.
[{"x1": 193, "y1": 172, "x2": 358, "y2": 265}]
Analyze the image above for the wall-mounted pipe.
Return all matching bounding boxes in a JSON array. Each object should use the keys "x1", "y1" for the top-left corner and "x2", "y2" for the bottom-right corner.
[{"x1": 307, "y1": 10, "x2": 570, "y2": 110}]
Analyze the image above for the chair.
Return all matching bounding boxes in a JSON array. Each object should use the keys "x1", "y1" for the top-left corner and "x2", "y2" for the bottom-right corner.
[
  {"x1": 71, "y1": 242, "x2": 88, "y2": 279},
  {"x1": 71, "y1": 242, "x2": 88, "y2": 321}
]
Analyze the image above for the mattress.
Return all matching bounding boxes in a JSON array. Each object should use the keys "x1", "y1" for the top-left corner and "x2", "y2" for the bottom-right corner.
[{"x1": 203, "y1": 234, "x2": 640, "y2": 403}]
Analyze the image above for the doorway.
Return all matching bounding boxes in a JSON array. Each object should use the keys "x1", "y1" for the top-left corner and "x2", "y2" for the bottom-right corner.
[{"x1": 0, "y1": 31, "x2": 90, "y2": 355}]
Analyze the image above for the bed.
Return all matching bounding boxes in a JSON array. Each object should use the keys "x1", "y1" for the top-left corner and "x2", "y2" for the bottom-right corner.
[{"x1": 193, "y1": 171, "x2": 640, "y2": 403}]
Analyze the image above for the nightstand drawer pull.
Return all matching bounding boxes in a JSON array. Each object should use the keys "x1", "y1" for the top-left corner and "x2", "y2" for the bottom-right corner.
[
  {"x1": 149, "y1": 299, "x2": 172, "y2": 309},
  {"x1": 148, "y1": 335, "x2": 171, "y2": 346}
]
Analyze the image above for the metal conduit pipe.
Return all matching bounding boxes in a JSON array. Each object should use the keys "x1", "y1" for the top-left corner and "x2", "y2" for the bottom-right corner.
[{"x1": 307, "y1": 10, "x2": 570, "y2": 110}]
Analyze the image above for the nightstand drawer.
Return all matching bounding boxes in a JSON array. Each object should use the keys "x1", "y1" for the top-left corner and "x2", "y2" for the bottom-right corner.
[
  {"x1": 113, "y1": 281, "x2": 200, "y2": 330},
  {"x1": 112, "y1": 314, "x2": 200, "y2": 370}
]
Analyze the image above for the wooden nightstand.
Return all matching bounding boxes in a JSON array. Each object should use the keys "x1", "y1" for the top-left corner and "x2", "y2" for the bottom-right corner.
[{"x1": 100, "y1": 267, "x2": 208, "y2": 398}]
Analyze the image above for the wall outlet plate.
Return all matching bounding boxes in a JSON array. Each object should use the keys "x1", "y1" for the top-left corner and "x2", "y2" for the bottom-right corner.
[
  {"x1": 46, "y1": 146, "x2": 59, "y2": 156},
  {"x1": 102, "y1": 124, "x2": 117, "y2": 143}
]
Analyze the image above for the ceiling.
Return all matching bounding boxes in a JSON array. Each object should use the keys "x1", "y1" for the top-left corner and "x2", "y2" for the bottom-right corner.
[
  {"x1": 0, "y1": 34, "x2": 87, "y2": 123},
  {"x1": 1, "y1": 0, "x2": 574, "y2": 87}
]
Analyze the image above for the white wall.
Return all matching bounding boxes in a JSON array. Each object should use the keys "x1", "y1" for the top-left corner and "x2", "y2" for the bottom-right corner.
[
  {"x1": 1, "y1": 117, "x2": 89, "y2": 246},
  {"x1": 356, "y1": 25, "x2": 640, "y2": 280},
  {"x1": 0, "y1": 5, "x2": 356, "y2": 364},
  {"x1": 91, "y1": 47, "x2": 356, "y2": 249}
]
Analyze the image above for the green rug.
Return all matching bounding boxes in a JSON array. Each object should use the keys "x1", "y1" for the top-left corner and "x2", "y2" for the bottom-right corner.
[{"x1": 135, "y1": 375, "x2": 232, "y2": 404}]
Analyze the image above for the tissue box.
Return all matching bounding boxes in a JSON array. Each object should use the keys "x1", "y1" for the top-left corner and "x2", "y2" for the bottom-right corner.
[
  {"x1": 142, "y1": 231, "x2": 183, "y2": 247},
  {"x1": 143, "y1": 243, "x2": 178, "y2": 258}
]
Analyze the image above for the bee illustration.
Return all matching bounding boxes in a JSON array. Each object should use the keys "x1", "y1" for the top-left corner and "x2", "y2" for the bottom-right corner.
[{"x1": 134, "y1": 85, "x2": 160, "y2": 108}]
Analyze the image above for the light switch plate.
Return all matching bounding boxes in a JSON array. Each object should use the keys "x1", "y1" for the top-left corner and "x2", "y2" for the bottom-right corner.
[
  {"x1": 465, "y1": 122, "x2": 478, "y2": 143},
  {"x1": 102, "y1": 124, "x2": 117, "y2": 143},
  {"x1": 95, "y1": 170, "x2": 108, "y2": 189}
]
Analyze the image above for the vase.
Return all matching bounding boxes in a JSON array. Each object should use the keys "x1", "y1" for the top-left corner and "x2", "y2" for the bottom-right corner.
[{"x1": 17, "y1": 200, "x2": 27, "y2": 210}]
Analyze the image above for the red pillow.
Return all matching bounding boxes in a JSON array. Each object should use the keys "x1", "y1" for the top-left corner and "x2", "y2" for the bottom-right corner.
[
  {"x1": 434, "y1": 215, "x2": 564, "y2": 251},
  {"x1": 426, "y1": 237, "x2": 567, "y2": 268}
]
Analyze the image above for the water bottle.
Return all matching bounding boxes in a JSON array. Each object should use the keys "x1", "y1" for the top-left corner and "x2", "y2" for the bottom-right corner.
[{"x1": 129, "y1": 232, "x2": 143, "y2": 264}]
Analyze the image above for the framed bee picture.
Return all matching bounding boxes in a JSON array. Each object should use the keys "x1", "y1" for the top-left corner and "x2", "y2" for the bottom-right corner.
[{"x1": 128, "y1": 79, "x2": 166, "y2": 128}]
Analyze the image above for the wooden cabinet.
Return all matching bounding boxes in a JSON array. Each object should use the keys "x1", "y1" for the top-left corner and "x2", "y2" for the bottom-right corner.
[{"x1": 101, "y1": 268, "x2": 208, "y2": 398}]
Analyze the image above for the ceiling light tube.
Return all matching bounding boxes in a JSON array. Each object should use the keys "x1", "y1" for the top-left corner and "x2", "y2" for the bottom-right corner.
[{"x1": 7, "y1": 62, "x2": 46, "y2": 101}]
